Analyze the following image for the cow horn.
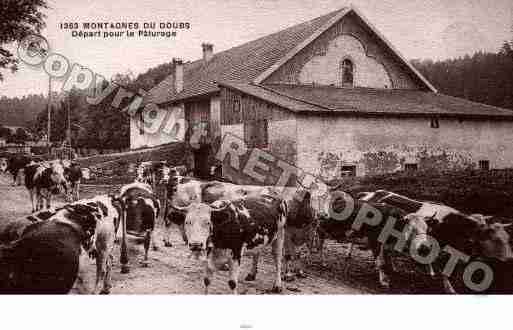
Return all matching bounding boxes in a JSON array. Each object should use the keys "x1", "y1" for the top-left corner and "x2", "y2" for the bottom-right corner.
[{"x1": 209, "y1": 200, "x2": 231, "y2": 211}]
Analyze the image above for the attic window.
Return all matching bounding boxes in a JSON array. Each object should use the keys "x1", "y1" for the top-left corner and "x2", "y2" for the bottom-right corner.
[
  {"x1": 339, "y1": 59, "x2": 354, "y2": 87},
  {"x1": 404, "y1": 163, "x2": 418, "y2": 172},
  {"x1": 430, "y1": 118, "x2": 440, "y2": 128},
  {"x1": 340, "y1": 165, "x2": 356, "y2": 177},
  {"x1": 479, "y1": 160, "x2": 490, "y2": 171}
]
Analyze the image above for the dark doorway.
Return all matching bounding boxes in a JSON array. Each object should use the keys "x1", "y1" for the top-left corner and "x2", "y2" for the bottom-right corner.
[{"x1": 193, "y1": 144, "x2": 211, "y2": 179}]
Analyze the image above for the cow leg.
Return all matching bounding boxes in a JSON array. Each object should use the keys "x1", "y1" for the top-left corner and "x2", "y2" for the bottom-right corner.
[
  {"x1": 151, "y1": 230, "x2": 159, "y2": 251},
  {"x1": 46, "y1": 194, "x2": 51, "y2": 209},
  {"x1": 283, "y1": 231, "x2": 296, "y2": 282},
  {"x1": 29, "y1": 189, "x2": 35, "y2": 212},
  {"x1": 141, "y1": 229, "x2": 151, "y2": 267},
  {"x1": 95, "y1": 251, "x2": 107, "y2": 294},
  {"x1": 383, "y1": 246, "x2": 396, "y2": 273},
  {"x1": 271, "y1": 229, "x2": 285, "y2": 293},
  {"x1": 245, "y1": 252, "x2": 259, "y2": 281},
  {"x1": 228, "y1": 256, "x2": 241, "y2": 294},
  {"x1": 163, "y1": 222, "x2": 173, "y2": 247},
  {"x1": 120, "y1": 209, "x2": 129, "y2": 274},
  {"x1": 75, "y1": 182, "x2": 80, "y2": 201},
  {"x1": 441, "y1": 275, "x2": 457, "y2": 294},
  {"x1": 204, "y1": 251, "x2": 215, "y2": 295},
  {"x1": 102, "y1": 254, "x2": 114, "y2": 294},
  {"x1": 375, "y1": 245, "x2": 391, "y2": 288}
]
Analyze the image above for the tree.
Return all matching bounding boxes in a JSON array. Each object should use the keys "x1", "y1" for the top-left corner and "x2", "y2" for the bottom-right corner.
[{"x1": 0, "y1": 0, "x2": 49, "y2": 81}]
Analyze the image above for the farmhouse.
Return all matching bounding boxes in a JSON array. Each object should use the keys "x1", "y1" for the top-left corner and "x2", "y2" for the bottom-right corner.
[{"x1": 131, "y1": 5, "x2": 513, "y2": 184}]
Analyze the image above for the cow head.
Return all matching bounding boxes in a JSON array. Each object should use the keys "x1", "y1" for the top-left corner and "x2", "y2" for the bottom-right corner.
[
  {"x1": 50, "y1": 161, "x2": 68, "y2": 192},
  {"x1": 172, "y1": 200, "x2": 232, "y2": 258},
  {"x1": 474, "y1": 222, "x2": 513, "y2": 261},
  {"x1": 404, "y1": 213, "x2": 432, "y2": 253}
]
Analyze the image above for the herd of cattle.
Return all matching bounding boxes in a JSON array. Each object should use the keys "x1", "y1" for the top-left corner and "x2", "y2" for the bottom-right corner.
[{"x1": 0, "y1": 157, "x2": 512, "y2": 294}]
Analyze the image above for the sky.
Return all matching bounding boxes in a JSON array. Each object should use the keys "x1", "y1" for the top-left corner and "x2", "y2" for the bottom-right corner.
[{"x1": 1, "y1": 0, "x2": 512, "y2": 97}]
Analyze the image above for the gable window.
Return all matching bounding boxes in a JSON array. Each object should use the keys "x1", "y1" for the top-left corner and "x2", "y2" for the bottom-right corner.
[
  {"x1": 244, "y1": 119, "x2": 268, "y2": 148},
  {"x1": 340, "y1": 165, "x2": 356, "y2": 177},
  {"x1": 339, "y1": 59, "x2": 354, "y2": 87},
  {"x1": 479, "y1": 160, "x2": 490, "y2": 171},
  {"x1": 404, "y1": 163, "x2": 418, "y2": 172}
]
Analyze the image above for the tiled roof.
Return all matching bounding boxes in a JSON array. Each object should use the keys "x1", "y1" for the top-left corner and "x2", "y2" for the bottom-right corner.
[
  {"x1": 146, "y1": 7, "x2": 348, "y2": 105},
  {"x1": 219, "y1": 82, "x2": 513, "y2": 119}
]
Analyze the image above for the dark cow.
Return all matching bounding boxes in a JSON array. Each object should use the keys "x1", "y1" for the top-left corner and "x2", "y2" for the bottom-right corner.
[
  {"x1": 64, "y1": 162, "x2": 83, "y2": 201},
  {"x1": 6, "y1": 154, "x2": 32, "y2": 186},
  {"x1": 117, "y1": 182, "x2": 160, "y2": 272},
  {"x1": 315, "y1": 191, "x2": 423, "y2": 288},
  {"x1": 358, "y1": 190, "x2": 513, "y2": 293},
  {"x1": 275, "y1": 187, "x2": 320, "y2": 281},
  {"x1": 0, "y1": 203, "x2": 102, "y2": 294},
  {"x1": 24, "y1": 161, "x2": 68, "y2": 211},
  {"x1": 172, "y1": 194, "x2": 287, "y2": 294},
  {"x1": 423, "y1": 212, "x2": 512, "y2": 293}
]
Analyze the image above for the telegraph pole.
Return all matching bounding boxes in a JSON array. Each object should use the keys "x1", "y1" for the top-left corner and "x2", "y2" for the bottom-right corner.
[{"x1": 47, "y1": 76, "x2": 51, "y2": 156}]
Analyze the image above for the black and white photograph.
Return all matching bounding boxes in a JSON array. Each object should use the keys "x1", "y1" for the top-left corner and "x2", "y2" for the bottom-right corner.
[{"x1": 1, "y1": 0, "x2": 513, "y2": 325}]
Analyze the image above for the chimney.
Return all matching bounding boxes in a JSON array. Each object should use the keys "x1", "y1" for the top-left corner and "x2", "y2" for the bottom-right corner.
[
  {"x1": 172, "y1": 58, "x2": 183, "y2": 93},
  {"x1": 202, "y1": 43, "x2": 214, "y2": 62}
]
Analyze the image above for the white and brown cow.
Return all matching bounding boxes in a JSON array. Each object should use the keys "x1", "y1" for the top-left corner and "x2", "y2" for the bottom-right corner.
[
  {"x1": 24, "y1": 161, "x2": 68, "y2": 212},
  {"x1": 172, "y1": 194, "x2": 287, "y2": 294},
  {"x1": 74, "y1": 195, "x2": 123, "y2": 294}
]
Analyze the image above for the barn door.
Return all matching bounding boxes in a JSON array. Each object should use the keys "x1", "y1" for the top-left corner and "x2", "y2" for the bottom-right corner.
[{"x1": 193, "y1": 143, "x2": 211, "y2": 179}]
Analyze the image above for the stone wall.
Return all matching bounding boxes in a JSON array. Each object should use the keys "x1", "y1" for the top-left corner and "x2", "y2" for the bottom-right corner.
[{"x1": 296, "y1": 114, "x2": 513, "y2": 181}]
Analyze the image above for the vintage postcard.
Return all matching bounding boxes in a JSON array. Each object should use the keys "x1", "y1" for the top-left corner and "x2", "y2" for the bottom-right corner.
[{"x1": 1, "y1": 0, "x2": 513, "y2": 310}]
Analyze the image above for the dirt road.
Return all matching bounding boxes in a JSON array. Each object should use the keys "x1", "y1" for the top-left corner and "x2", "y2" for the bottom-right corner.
[{"x1": 0, "y1": 174, "x2": 380, "y2": 294}]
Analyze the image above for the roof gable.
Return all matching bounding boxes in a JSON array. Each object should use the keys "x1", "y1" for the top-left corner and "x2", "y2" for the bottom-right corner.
[{"x1": 255, "y1": 5, "x2": 436, "y2": 92}]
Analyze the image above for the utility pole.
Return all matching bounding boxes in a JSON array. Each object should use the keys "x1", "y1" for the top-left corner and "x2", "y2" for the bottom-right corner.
[
  {"x1": 67, "y1": 92, "x2": 72, "y2": 159},
  {"x1": 47, "y1": 76, "x2": 51, "y2": 156}
]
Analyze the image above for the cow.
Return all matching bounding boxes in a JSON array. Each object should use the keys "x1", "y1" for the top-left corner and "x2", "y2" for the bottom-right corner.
[
  {"x1": 163, "y1": 179, "x2": 267, "y2": 247},
  {"x1": 358, "y1": 190, "x2": 459, "y2": 222},
  {"x1": 313, "y1": 190, "x2": 435, "y2": 288},
  {"x1": 24, "y1": 161, "x2": 68, "y2": 212},
  {"x1": 422, "y1": 212, "x2": 512, "y2": 293},
  {"x1": 357, "y1": 190, "x2": 513, "y2": 292},
  {"x1": 64, "y1": 162, "x2": 83, "y2": 201},
  {"x1": 0, "y1": 203, "x2": 102, "y2": 294},
  {"x1": 172, "y1": 194, "x2": 287, "y2": 294},
  {"x1": 74, "y1": 195, "x2": 123, "y2": 294},
  {"x1": 6, "y1": 154, "x2": 32, "y2": 186},
  {"x1": 117, "y1": 182, "x2": 161, "y2": 272}
]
